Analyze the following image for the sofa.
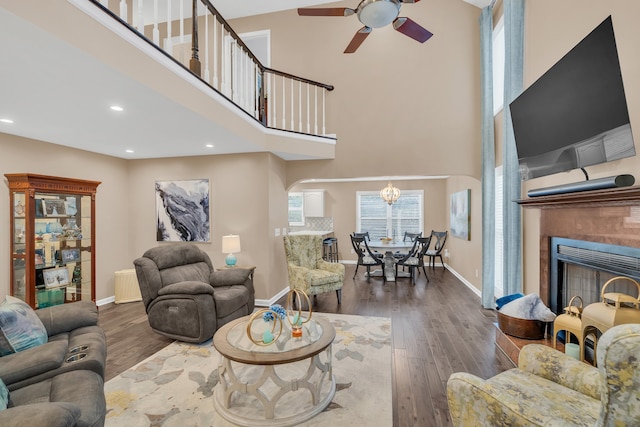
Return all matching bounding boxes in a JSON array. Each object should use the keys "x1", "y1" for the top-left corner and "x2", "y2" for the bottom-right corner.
[
  {"x1": 447, "y1": 323, "x2": 640, "y2": 426},
  {"x1": 283, "y1": 235, "x2": 345, "y2": 304},
  {"x1": 134, "y1": 243, "x2": 255, "y2": 343},
  {"x1": 0, "y1": 299, "x2": 107, "y2": 427}
]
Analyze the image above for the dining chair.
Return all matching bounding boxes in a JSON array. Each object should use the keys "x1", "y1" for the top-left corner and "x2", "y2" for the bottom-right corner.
[
  {"x1": 353, "y1": 231, "x2": 383, "y2": 258},
  {"x1": 394, "y1": 231, "x2": 422, "y2": 260},
  {"x1": 350, "y1": 234, "x2": 385, "y2": 282},
  {"x1": 395, "y1": 236, "x2": 431, "y2": 284},
  {"x1": 426, "y1": 230, "x2": 448, "y2": 269}
]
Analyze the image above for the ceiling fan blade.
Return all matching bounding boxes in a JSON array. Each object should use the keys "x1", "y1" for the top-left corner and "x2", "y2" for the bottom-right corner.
[
  {"x1": 344, "y1": 27, "x2": 372, "y2": 53},
  {"x1": 400, "y1": 0, "x2": 421, "y2": 3},
  {"x1": 393, "y1": 17, "x2": 433, "y2": 43},
  {"x1": 297, "y1": 8, "x2": 355, "y2": 17}
]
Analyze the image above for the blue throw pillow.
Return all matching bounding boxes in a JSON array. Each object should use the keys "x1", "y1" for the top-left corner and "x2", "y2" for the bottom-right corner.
[
  {"x1": 495, "y1": 293, "x2": 524, "y2": 310},
  {"x1": 0, "y1": 296, "x2": 48, "y2": 356},
  {"x1": 0, "y1": 377, "x2": 8, "y2": 410}
]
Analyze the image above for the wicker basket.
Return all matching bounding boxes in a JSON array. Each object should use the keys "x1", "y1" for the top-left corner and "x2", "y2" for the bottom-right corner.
[{"x1": 497, "y1": 311, "x2": 546, "y2": 340}]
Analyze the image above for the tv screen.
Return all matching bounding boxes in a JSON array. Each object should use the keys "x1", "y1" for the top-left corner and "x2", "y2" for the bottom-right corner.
[{"x1": 510, "y1": 16, "x2": 635, "y2": 181}]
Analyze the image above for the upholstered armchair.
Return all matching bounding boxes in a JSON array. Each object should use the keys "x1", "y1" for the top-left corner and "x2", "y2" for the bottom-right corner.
[
  {"x1": 283, "y1": 235, "x2": 345, "y2": 304},
  {"x1": 133, "y1": 243, "x2": 255, "y2": 343},
  {"x1": 447, "y1": 323, "x2": 640, "y2": 426}
]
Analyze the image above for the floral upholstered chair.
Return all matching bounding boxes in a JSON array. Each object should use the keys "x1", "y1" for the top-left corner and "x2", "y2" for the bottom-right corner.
[
  {"x1": 283, "y1": 235, "x2": 345, "y2": 304},
  {"x1": 447, "y1": 323, "x2": 640, "y2": 426}
]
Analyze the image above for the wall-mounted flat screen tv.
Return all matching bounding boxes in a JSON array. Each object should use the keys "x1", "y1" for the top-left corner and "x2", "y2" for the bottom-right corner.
[{"x1": 510, "y1": 16, "x2": 635, "y2": 181}]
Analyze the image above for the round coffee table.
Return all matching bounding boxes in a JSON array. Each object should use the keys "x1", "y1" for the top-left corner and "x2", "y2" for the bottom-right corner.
[{"x1": 212, "y1": 315, "x2": 336, "y2": 426}]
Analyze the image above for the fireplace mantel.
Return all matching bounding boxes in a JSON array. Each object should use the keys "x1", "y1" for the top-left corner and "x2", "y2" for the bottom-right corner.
[
  {"x1": 517, "y1": 185, "x2": 640, "y2": 209},
  {"x1": 516, "y1": 185, "x2": 640, "y2": 307}
]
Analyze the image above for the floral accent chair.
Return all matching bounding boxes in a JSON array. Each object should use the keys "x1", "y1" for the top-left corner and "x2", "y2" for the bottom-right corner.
[
  {"x1": 447, "y1": 323, "x2": 640, "y2": 426},
  {"x1": 283, "y1": 235, "x2": 345, "y2": 304}
]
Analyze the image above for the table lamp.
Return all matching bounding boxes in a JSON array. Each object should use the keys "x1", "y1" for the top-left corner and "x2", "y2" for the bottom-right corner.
[{"x1": 222, "y1": 234, "x2": 241, "y2": 267}]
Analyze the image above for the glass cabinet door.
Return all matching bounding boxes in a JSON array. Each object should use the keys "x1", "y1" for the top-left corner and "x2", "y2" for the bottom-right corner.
[
  {"x1": 34, "y1": 193, "x2": 92, "y2": 307},
  {"x1": 11, "y1": 191, "x2": 27, "y2": 301}
]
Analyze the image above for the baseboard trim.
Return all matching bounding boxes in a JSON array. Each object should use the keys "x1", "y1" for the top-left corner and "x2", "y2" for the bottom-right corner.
[
  {"x1": 97, "y1": 296, "x2": 115, "y2": 306},
  {"x1": 444, "y1": 264, "x2": 481, "y2": 298}
]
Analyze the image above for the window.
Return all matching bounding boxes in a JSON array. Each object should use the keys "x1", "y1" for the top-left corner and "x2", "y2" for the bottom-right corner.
[
  {"x1": 492, "y1": 16, "x2": 505, "y2": 115},
  {"x1": 356, "y1": 190, "x2": 423, "y2": 240},
  {"x1": 288, "y1": 192, "x2": 304, "y2": 226}
]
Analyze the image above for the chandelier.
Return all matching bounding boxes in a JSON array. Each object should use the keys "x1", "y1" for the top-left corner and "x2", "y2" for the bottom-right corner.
[{"x1": 380, "y1": 182, "x2": 401, "y2": 205}]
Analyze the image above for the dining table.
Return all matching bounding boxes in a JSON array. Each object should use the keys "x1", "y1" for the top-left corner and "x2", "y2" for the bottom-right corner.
[{"x1": 365, "y1": 239, "x2": 416, "y2": 282}]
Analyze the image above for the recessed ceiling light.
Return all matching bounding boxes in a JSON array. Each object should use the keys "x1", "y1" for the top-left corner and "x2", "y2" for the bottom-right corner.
[
  {"x1": 110, "y1": 105, "x2": 124, "y2": 112},
  {"x1": 0, "y1": 118, "x2": 14, "y2": 124},
  {"x1": 125, "y1": 149, "x2": 134, "y2": 153},
  {"x1": 205, "y1": 144, "x2": 214, "y2": 148}
]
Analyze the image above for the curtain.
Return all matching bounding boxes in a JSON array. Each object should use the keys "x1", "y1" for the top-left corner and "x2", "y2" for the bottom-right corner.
[
  {"x1": 502, "y1": 0, "x2": 525, "y2": 296},
  {"x1": 480, "y1": 6, "x2": 495, "y2": 309}
]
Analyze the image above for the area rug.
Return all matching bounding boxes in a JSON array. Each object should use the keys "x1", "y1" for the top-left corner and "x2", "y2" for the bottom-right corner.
[{"x1": 104, "y1": 313, "x2": 392, "y2": 426}]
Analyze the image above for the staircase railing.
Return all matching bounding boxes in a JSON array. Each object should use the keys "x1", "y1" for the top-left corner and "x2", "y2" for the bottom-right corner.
[{"x1": 91, "y1": 0, "x2": 334, "y2": 138}]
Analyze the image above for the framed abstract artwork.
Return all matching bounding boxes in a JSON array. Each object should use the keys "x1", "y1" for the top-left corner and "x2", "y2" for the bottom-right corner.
[
  {"x1": 155, "y1": 179, "x2": 210, "y2": 242},
  {"x1": 450, "y1": 189, "x2": 470, "y2": 240}
]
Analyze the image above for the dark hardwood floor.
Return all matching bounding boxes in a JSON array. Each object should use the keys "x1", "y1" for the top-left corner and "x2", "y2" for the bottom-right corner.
[{"x1": 98, "y1": 264, "x2": 514, "y2": 427}]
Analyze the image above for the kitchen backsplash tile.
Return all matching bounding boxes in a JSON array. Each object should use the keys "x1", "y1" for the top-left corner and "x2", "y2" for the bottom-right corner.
[{"x1": 289, "y1": 217, "x2": 333, "y2": 232}]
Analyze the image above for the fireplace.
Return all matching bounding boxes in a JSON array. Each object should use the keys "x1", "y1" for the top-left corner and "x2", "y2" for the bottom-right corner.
[
  {"x1": 491, "y1": 186, "x2": 640, "y2": 364},
  {"x1": 518, "y1": 185, "x2": 640, "y2": 310},
  {"x1": 549, "y1": 237, "x2": 640, "y2": 314}
]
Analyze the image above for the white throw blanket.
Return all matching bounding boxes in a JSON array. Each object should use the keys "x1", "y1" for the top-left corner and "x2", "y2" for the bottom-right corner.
[{"x1": 499, "y1": 293, "x2": 556, "y2": 322}]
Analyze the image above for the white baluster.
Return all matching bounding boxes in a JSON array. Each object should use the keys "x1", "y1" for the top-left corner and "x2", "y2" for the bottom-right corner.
[
  {"x1": 165, "y1": 0, "x2": 172, "y2": 55},
  {"x1": 152, "y1": 0, "x2": 159, "y2": 45},
  {"x1": 213, "y1": 17, "x2": 218, "y2": 89},
  {"x1": 314, "y1": 85, "x2": 318, "y2": 135},
  {"x1": 136, "y1": 0, "x2": 144, "y2": 32},
  {"x1": 101, "y1": 0, "x2": 109, "y2": 6},
  {"x1": 222, "y1": 31, "x2": 228, "y2": 97},
  {"x1": 322, "y1": 89, "x2": 326, "y2": 135},
  {"x1": 290, "y1": 79, "x2": 294, "y2": 131},
  {"x1": 204, "y1": 11, "x2": 210, "y2": 83},
  {"x1": 298, "y1": 80, "x2": 302, "y2": 132},
  {"x1": 306, "y1": 83, "x2": 310, "y2": 134},
  {"x1": 270, "y1": 72, "x2": 275, "y2": 127},
  {"x1": 119, "y1": 0, "x2": 127, "y2": 22},
  {"x1": 179, "y1": 0, "x2": 184, "y2": 44},
  {"x1": 282, "y1": 75, "x2": 286, "y2": 129}
]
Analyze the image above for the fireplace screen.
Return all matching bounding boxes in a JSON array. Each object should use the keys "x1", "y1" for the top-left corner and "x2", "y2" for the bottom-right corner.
[{"x1": 550, "y1": 237, "x2": 640, "y2": 314}]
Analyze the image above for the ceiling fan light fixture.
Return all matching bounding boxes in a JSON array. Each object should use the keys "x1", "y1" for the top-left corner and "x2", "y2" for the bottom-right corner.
[{"x1": 358, "y1": 0, "x2": 401, "y2": 28}]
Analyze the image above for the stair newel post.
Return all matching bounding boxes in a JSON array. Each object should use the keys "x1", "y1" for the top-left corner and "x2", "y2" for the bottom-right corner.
[{"x1": 189, "y1": 0, "x2": 201, "y2": 76}]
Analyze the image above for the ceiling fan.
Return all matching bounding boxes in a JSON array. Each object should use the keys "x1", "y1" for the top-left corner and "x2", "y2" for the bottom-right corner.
[{"x1": 298, "y1": 0, "x2": 433, "y2": 53}]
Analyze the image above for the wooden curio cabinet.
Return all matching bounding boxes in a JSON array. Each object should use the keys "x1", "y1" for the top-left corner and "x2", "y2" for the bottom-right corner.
[{"x1": 5, "y1": 174, "x2": 101, "y2": 309}]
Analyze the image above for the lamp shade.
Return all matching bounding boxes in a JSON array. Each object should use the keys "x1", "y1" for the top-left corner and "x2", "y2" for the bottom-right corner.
[{"x1": 222, "y1": 235, "x2": 241, "y2": 254}]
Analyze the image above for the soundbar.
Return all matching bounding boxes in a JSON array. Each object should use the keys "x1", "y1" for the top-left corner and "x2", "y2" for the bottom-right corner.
[{"x1": 527, "y1": 174, "x2": 635, "y2": 197}]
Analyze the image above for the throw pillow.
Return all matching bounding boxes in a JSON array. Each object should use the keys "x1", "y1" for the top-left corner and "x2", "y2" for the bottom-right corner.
[
  {"x1": 0, "y1": 378, "x2": 8, "y2": 410},
  {"x1": 0, "y1": 295, "x2": 48, "y2": 356}
]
